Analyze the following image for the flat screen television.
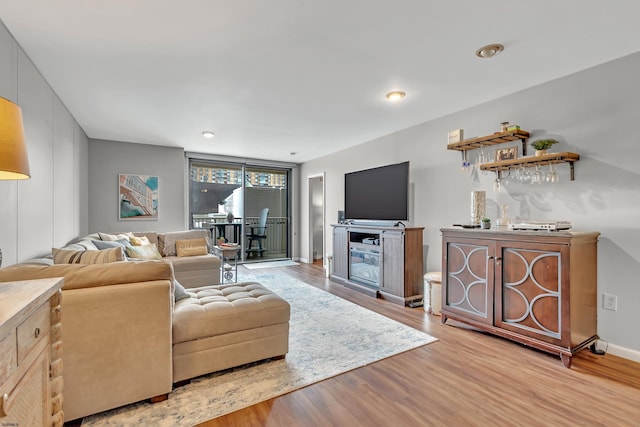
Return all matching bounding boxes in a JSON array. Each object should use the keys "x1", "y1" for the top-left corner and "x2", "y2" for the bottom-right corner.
[{"x1": 344, "y1": 161, "x2": 409, "y2": 222}]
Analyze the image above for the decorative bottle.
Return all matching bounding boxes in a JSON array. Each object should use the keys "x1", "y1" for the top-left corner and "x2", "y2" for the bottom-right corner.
[{"x1": 496, "y1": 204, "x2": 510, "y2": 228}]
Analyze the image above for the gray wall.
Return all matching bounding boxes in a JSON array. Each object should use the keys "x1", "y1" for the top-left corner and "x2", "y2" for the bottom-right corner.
[
  {"x1": 88, "y1": 139, "x2": 186, "y2": 233},
  {"x1": 300, "y1": 52, "x2": 640, "y2": 360},
  {"x1": 0, "y1": 21, "x2": 88, "y2": 265}
]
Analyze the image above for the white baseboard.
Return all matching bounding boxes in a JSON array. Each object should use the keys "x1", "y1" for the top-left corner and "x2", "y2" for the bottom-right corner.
[
  {"x1": 604, "y1": 342, "x2": 640, "y2": 363},
  {"x1": 296, "y1": 257, "x2": 309, "y2": 264}
]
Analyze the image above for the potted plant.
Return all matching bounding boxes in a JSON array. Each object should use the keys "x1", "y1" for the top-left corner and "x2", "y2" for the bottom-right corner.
[
  {"x1": 481, "y1": 217, "x2": 491, "y2": 229},
  {"x1": 530, "y1": 138, "x2": 558, "y2": 156}
]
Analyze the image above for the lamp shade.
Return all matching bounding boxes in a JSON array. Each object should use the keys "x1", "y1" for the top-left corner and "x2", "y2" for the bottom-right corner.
[{"x1": 0, "y1": 97, "x2": 30, "y2": 179}]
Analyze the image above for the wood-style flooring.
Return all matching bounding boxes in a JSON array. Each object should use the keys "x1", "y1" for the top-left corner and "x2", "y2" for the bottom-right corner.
[{"x1": 197, "y1": 262, "x2": 640, "y2": 427}]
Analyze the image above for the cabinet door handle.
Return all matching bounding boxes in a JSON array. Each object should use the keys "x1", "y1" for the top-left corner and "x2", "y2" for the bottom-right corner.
[
  {"x1": 34, "y1": 327, "x2": 40, "y2": 338},
  {"x1": 487, "y1": 256, "x2": 494, "y2": 260},
  {"x1": 0, "y1": 393, "x2": 10, "y2": 417}
]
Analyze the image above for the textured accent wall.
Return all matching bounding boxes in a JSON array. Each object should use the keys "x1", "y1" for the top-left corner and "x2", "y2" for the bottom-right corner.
[{"x1": 0, "y1": 21, "x2": 88, "y2": 265}]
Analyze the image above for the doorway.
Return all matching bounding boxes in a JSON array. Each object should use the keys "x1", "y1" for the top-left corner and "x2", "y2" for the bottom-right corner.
[{"x1": 308, "y1": 173, "x2": 325, "y2": 270}]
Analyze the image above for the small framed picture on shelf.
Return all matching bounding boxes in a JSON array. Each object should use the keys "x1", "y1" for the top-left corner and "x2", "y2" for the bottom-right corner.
[
  {"x1": 495, "y1": 146, "x2": 518, "y2": 162},
  {"x1": 448, "y1": 129, "x2": 463, "y2": 144}
]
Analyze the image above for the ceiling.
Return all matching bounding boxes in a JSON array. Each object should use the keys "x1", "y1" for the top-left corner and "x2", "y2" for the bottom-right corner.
[{"x1": 2, "y1": 1, "x2": 640, "y2": 163}]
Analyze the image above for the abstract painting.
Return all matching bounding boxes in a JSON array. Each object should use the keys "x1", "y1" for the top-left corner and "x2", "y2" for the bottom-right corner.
[{"x1": 119, "y1": 174, "x2": 158, "y2": 220}]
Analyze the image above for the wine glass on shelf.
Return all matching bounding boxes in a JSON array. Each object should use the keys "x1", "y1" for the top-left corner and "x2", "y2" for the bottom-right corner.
[
  {"x1": 493, "y1": 171, "x2": 502, "y2": 192},
  {"x1": 501, "y1": 169, "x2": 512, "y2": 186},
  {"x1": 548, "y1": 163, "x2": 559, "y2": 183},
  {"x1": 531, "y1": 165, "x2": 544, "y2": 184},
  {"x1": 516, "y1": 164, "x2": 530, "y2": 183},
  {"x1": 480, "y1": 147, "x2": 490, "y2": 174},
  {"x1": 461, "y1": 151, "x2": 471, "y2": 172}
]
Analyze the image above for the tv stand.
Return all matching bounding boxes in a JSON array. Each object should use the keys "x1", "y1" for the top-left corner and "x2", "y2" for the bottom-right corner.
[
  {"x1": 346, "y1": 219, "x2": 404, "y2": 228},
  {"x1": 331, "y1": 224, "x2": 424, "y2": 306}
]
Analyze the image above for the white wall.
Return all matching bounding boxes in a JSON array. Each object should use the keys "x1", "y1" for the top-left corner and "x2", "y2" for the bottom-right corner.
[
  {"x1": 88, "y1": 139, "x2": 186, "y2": 233},
  {"x1": 300, "y1": 52, "x2": 640, "y2": 360},
  {"x1": 0, "y1": 21, "x2": 88, "y2": 265}
]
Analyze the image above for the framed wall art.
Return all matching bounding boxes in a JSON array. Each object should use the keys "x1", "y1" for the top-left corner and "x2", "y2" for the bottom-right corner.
[
  {"x1": 495, "y1": 146, "x2": 518, "y2": 162},
  {"x1": 119, "y1": 174, "x2": 159, "y2": 220}
]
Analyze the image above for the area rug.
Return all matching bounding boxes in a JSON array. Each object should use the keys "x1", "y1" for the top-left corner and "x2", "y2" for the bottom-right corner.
[
  {"x1": 243, "y1": 259, "x2": 299, "y2": 269},
  {"x1": 82, "y1": 271, "x2": 437, "y2": 426}
]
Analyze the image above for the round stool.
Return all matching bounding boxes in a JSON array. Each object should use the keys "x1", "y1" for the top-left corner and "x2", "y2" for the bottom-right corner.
[{"x1": 423, "y1": 272, "x2": 442, "y2": 316}]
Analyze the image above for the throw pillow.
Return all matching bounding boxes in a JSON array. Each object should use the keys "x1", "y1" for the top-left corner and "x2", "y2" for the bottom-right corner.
[
  {"x1": 124, "y1": 244, "x2": 163, "y2": 260},
  {"x1": 71, "y1": 240, "x2": 100, "y2": 251},
  {"x1": 99, "y1": 232, "x2": 133, "y2": 242},
  {"x1": 53, "y1": 247, "x2": 125, "y2": 264},
  {"x1": 174, "y1": 280, "x2": 190, "y2": 302},
  {"x1": 129, "y1": 235, "x2": 151, "y2": 246},
  {"x1": 92, "y1": 238, "x2": 129, "y2": 250},
  {"x1": 175, "y1": 238, "x2": 209, "y2": 257},
  {"x1": 158, "y1": 230, "x2": 210, "y2": 257}
]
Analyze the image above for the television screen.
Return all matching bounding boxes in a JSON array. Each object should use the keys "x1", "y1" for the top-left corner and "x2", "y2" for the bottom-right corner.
[{"x1": 344, "y1": 161, "x2": 409, "y2": 222}]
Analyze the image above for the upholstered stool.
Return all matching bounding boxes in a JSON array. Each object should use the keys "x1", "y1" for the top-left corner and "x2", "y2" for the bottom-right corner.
[
  {"x1": 172, "y1": 281, "x2": 290, "y2": 382},
  {"x1": 423, "y1": 272, "x2": 442, "y2": 316}
]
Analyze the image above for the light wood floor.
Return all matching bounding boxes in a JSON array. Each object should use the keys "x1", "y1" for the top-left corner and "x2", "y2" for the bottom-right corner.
[{"x1": 198, "y1": 263, "x2": 640, "y2": 427}]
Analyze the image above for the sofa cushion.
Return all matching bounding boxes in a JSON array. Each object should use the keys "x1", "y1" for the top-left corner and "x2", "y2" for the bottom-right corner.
[
  {"x1": 0, "y1": 260, "x2": 174, "y2": 291},
  {"x1": 131, "y1": 232, "x2": 159, "y2": 246},
  {"x1": 158, "y1": 230, "x2": 210, "y2": 257},
  {"x1": 163, "y1": 254, "x2": 219, "y2": 273},
  {"x1": 174, "y1": 280, "x2": 190, "y2": 302},
  {"x1": 175, "y1": 238, "x2": 209, "y2": 257},
  {"x1": 92, "y1": 239, "x2": 129, "y2": 250},
  {"x1": 125, "y1": 244, "x2": 163, "y2": 260},
  {"x1": 53, "y1": 246, "x2": 125, "y2": 264},
  {"x1": 129, "y1": 235, "x2": 151, "y2": 246},
  {"x1": 172, "y1": 282, "x2": 291, "y2": 344},
  {"x1": 99, "y1": 232, "x2": 134, "y2": 242},
  {"x1": 63, "y1": 239, "x2": 100, "y2": 252}
]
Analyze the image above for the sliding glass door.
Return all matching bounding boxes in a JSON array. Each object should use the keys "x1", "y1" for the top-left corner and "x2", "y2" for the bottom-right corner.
[
  {"x1": 244, "y1": 166, "x2": 289, "y2": 261},
  {"x1": 189, "y1": 159, "x2": 290, "y2": 263}
]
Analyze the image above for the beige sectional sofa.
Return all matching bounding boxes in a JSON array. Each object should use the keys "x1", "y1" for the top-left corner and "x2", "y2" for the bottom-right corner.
[
  {"x1": 0, "y1": 230, "x2": 291, "y2": 422},
  {"x1": 0, "y1": 261, "x2": 175, "y2": 421},
  {"x1": 57, "y1": 229, "x2": 222, "y2": 288}
]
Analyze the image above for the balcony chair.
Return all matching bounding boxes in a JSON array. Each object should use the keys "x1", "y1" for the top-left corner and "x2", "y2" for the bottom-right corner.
[{"x1": 246, "y1": 208, "x2": 269, "y2": 257}]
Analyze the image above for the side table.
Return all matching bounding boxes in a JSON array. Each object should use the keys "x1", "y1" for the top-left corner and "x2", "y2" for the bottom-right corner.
[
  {"x1": 213, "y1": 245, "x2": 241, "y2": 283},
  {"x1": 0, "y1": 277, "x2": 64, "y2": 426}
]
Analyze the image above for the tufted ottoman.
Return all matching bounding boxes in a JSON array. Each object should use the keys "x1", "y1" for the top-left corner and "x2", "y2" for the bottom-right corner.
[{"x1": 172, "y1": 281, "x2": 290, "y2": 383}]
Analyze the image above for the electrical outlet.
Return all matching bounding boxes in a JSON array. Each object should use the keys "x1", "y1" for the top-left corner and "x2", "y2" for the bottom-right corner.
[{"x1": 603, "y1": 293, "x2": 617, "y2": 311}]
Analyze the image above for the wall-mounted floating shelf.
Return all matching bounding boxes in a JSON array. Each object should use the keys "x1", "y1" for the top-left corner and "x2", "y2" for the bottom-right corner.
[
  {"x1": 480, "y1": 152, "x2": 580, "y2": 180},
  {"x1": 447, "y1": 129, "x2": 531, "y2": 155}
]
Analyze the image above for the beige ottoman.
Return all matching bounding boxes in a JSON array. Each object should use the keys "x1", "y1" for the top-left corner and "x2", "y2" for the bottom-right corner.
[{"x1": 172, "y1": 282, "x2": 290, "y2": 383}]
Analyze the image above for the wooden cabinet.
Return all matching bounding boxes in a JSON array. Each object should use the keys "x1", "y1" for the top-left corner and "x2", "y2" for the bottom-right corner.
[
  {"x1": 441, "y1": 228, "x2": 599, "y2": 367},
  {"x1": 0, "y1": 278, "x2": 64, "y2": 426},
  {"x1": 332, "y1": 224, "x2": 424, "y2": 306}
]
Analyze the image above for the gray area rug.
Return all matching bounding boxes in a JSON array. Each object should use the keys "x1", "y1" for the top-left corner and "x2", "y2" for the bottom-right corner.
[
  {"x1": 243, "y1": 260, "x2": 299, "y2": 269},
  {"x1": 83, "y1": 271, "x2": 437, "y2": 426}
]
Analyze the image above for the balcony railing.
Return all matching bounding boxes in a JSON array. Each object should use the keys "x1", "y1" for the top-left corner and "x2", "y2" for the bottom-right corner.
[{"x1": 193, "y1": 215, "x2": 288, "y2": 259}]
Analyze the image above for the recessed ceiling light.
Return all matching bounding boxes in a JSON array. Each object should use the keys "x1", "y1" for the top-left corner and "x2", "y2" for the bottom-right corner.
[
  {"x1": 385, "y1": 91, "x2": 406, "y2": 102},
  {"x1": 202, "y1": 131, "x2": 215, "y2": 138},
  {"x1": 475, "y1": 44, "x2": 504, "y2": 59}
]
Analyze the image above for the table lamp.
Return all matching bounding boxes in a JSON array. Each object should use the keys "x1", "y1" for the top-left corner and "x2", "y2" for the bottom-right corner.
[
  {"x1": 0, "y1": 97, "x2": 30, "y2": 179},
  {"x1": 0, "y1": 97, "x2": 31, "y2": 266}
]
